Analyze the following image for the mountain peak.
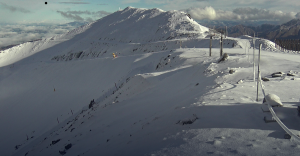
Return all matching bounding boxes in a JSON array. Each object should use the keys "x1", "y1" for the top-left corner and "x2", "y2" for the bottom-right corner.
[
  {"x1": 81, "y1": 7, "x2": 209, "y2": 43},
  {"x1": 122, "y1": 6, "x2": 165, "y2": 12},
  {"x1": 282, "y1": 18, "x2": 300, "y2": 27}
]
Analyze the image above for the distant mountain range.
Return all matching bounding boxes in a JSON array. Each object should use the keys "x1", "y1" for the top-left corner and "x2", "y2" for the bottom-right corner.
[
  {"x1": 57, "y1": 21, "x2": 89, "y2": 27},
  {"x1": 202, "y1": 19, "x2": 300, "y2": 41},
  {"x1": 197, "y1": 20, "x2": 280, "y2": 27}
]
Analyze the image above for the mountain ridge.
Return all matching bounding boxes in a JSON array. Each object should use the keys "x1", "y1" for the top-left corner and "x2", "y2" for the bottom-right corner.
[{"x1": 212, "y1": 19, "x2": 300, "y2": 40}]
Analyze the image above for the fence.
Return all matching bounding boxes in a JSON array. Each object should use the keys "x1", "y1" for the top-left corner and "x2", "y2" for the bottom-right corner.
[
  {"x1": 275, "y1": 39, "x2": 300, "y2": 51},
  {"x1": 258, "y1": 72, "x2": 300, "y2": 142},
  {"x1": 256, "y1": 44, "x2": 300, "y2": 142}
]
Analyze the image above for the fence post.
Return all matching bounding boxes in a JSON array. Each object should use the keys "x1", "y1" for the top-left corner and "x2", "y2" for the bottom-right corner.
[
  {"x1": 210, "y1": 36, "x2": 212, "y2": 56},
  {"x1": 220, "y1": 35, "x2": 223, "y2": 57},
  {"x1": 256, "y1": 44, "x2": 262, "y2": 102},
  {"x1": 253, "y1": 33, "x2": 255, "y2": 82},
  {"x1": 180, "y1": 39, "x2": 182, "y2": 49},
  {"x1": 248, "y1": 45, "x2": 249, "y2": 62},
  {"x1": 245, "y1": 42, "x2": 247, "y2": 55},
  {"x1": 225, "y1": 26, "x2": 227, "y2": 38}
]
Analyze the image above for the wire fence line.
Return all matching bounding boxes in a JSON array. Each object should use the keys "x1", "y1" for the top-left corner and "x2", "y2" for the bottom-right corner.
[
  {"x1": 211, "y1": 37, "x2": 299, "y2": 140},
  {"x1": 258, "y1": 72, "x2": 300, "y2": 142},
  {"x1": 255, "y1": 44, "x2": 300, "y2": 142},
  {"x1": 275, "y1": 39, "x2": 300, "y2": 52}
]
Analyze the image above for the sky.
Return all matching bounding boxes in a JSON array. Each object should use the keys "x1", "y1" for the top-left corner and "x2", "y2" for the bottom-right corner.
[{"x1": 1, "y1": 0, "x2": 300, "y2": 48}]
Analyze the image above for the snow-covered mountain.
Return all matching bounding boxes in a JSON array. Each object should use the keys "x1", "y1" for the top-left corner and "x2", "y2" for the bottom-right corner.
[
  {"x1": 0, "y1": 6, "x2": 247, "y2": 68},
  {"x1": 1, "y1": 7, "x2": 300, "y2": 156},
  {"x1": 214, "y1": 19, "x2": 300, "y2": 41}
]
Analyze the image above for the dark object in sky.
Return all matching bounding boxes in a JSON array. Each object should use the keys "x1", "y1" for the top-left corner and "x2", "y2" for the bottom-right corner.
[{"x1": 45, "y1": 2, "x2": 47, "y2": 5}]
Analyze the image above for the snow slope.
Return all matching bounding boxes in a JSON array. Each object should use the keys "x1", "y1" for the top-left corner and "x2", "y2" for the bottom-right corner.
[
  {"x1": 0, "y1": 22, "x2": 93, "y2": 67},
  {"x1": 1, "y1": 7, "x2": 300, "y2": 156}
]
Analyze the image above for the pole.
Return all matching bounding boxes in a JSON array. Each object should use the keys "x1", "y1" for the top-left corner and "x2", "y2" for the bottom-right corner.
[
  {"x1": 220, "y1": 35, "x2": 223, "y2": 57},
  {"x1": 210, "y1": 36, "x2": 212, "y2": 56},
  {"x1": 180, "y1": 39, "x2": 182, "y2": 49},
  {"x1": 253, "y1": 33, "x2": 255, "y2": 82},
  {"x1": 247, "y1": 42, "x2": 249, "y2": 62},
  {"x1": 256, "y1": 44, "x2": 262, "y2": 102},
  {"x1": 225, "y1": 26, "x2": 227, "y2": 38},
  {"x1": 245, "y1": 42, "x2": 247, "y2": 55}
]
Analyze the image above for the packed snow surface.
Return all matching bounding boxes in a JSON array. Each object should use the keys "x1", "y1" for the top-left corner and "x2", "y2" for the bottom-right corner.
[{"x1": 1, "y1": 7, "x2": 300, "y2": 156}]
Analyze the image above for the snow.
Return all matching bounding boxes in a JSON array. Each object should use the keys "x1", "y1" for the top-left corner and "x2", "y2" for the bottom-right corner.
[
  {"x1": 263, "y1": 94, "x2": 283, "y2": 107},
  {"x1": 1, "y1": 6, "x2": 300, "y2": 156}
]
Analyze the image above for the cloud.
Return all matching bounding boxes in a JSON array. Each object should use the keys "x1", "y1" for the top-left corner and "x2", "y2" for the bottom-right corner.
[
  {"x1": 85, "y1": 17, "x2": 94, "y2": 23},
  {"x1": 186, "y1": 6, "x2": 217, "y2": 20},
  {"x1": 57, "y1": 11, "x2": 85, "y2": 21},
  {"x1": 56, "y1": 10, "x2": 111, "y2": 21},
  {"x1": 95, "y1": 11, "x2": 111, "y2": 16},
  {"x1": 60, "y1": 10, "x2": 111, "y2": 16},
  {"x1": 0, "y1": 2, "x2": 31, "y2": 13},
  {"x1": 63, "y1": 11, "x2": 94, "y2": 15},
  {"x1": 97, "y1": 4, "x2": 108, "y2": 5},
  {"x1": 0, "y1": 22, "x2": 88, "y2": 50},
  {"x1": 185, "y1": 6, "x2": 299, "y2": 23},
  {"x1": 59, "y1": 2, "x2": 90, "y2": 4},
  {"x1": 296, "y1": 12, "x2": 300, "y2": 19},
  {"x1": 122, "y1": 0, "x2": 141, "y2": 3}
]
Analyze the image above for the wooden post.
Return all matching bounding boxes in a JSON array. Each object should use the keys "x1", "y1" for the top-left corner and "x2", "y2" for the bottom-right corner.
[
  {"x1": 256, "y1": 44, "x2": 262, "y2": 102},
  {"x1": 209, "y1": 36, "x2": 212, "y2": 56}
]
